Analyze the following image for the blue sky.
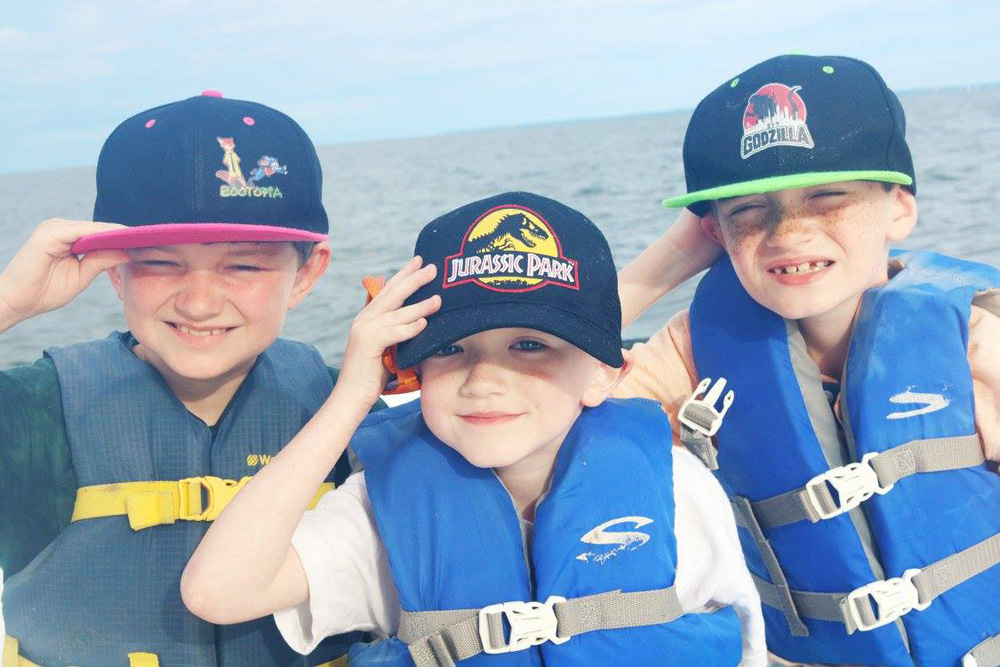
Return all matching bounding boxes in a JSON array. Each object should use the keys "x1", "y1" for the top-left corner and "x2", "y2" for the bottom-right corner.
[{"x1": 2, "y1": 0, "x2": 998, "y2": 175}]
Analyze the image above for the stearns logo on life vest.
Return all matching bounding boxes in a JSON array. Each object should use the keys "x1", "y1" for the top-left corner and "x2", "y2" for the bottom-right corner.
[
  {"x1": 741, "y1": 82, "x2": 815, "y2": 159},
  {"x1": 443, "y1": 204, "x2": 579, "y2": 293}
]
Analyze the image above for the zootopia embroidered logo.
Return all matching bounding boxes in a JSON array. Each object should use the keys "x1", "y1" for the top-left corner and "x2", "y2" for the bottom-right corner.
[
  {"x1": 220, "y1": 185, "x2": 284, "y2": 198},
  {"x1": 215, "y1": 136, "x2": 287, "y2": 198}
]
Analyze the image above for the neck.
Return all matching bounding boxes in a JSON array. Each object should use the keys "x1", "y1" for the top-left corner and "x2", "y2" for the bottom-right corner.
[
  {"x1": 495, "y1": 433, "x2": 568, "y2": 523},
  {"x1": 798, "y1": 298, "x2": 859, "y2": 379},
  {"x1": 134, "y1": 345, "x2": 254, "y2": 425},
  {"x1": 798, "y1": 260, "x2": 891, "y2": 379}
]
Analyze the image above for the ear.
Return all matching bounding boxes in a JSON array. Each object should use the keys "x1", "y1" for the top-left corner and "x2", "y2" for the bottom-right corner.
[
  {"x1": 886, "y1": 186, "x2": 918, "y2": 243},
  {"x1": 107, "y1": 264, "x2": 125, "y2": 301},
  {"x1": 581, "y1": 349, "x2": 634, "y2": 408},
  {"x1": 288, "y1": 241, "x2": 331, "y2": 310},
  {"x1": 700, "y1": 211, "x2": 728, "y2": 251}
]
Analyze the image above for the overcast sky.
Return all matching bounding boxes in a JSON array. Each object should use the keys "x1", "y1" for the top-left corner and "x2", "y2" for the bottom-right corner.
[{"x1": 2, "y1": 0, "x2": 998, "y2": 175}]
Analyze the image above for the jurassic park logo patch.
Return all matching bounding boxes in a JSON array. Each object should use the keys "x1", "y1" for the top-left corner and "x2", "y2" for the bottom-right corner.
[{"x1": 443, "y1": 205, "x2": 580, "y2": 293}]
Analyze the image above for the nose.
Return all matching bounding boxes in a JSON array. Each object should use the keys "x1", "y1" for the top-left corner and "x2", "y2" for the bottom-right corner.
[
  {"x1": 762, "y1": 206, "x2": 815, "y2": 247},
  {"x1": 458, "y1": 359, "x2": 507, "y2": 399},
  {"x1": 174, "y1": 270, "x2": 226, "y2": 321}
]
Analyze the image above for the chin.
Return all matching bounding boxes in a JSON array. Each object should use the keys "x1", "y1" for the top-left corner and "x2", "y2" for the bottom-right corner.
[{"x1": 446, "y1": 442, "x2": 515, "y2": 470}]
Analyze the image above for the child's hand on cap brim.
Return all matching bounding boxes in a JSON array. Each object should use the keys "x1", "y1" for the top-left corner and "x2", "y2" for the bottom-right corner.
[
  {"x1": 0, "y1": 219, "x2": 129, "y2": 331},
  {"x1": 335, "y1": 256, "x2": 440, "y2": 410}
]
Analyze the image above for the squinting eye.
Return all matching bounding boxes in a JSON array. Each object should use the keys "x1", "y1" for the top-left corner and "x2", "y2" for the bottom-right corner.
[
  {"x1": 728, "y1": 204, "x2": 761, "y2": 216},
  {"x1": 512, "y1": 339, "x2": 546, "y2": 352},
  {"x1": 139, "y1": 260, "x2": 178, "y2": 268},
  {"x1": 433, "y1": 344, "x2": 462, "y2": 357},
  {"x1": 230, "y1": 265, "x2": 263, "y2": 272}
]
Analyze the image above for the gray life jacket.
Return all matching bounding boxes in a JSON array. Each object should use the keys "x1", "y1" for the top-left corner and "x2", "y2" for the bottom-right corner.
[{"x1": 2, "y1": 332, "x2": 360, "y2": 665}]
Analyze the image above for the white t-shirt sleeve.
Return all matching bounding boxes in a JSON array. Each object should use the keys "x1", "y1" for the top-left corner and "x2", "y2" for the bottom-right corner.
[
  {"x1": 273, "y1": 472, "x2": 399, "y2": 655},
  {"x1": 672, "y1": 447, "x2": 768, "y2": 667}
]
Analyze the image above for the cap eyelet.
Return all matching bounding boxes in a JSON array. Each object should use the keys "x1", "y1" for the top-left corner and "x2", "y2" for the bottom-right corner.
[
  {"x1": 730, "y1": 77, "x2": 740, "y2": 88},
  {"x1": 823, "y1": 66, "x2": 835, "y2": 74},
  {"x1": 243, "y1": 116, "x2": 255, "y2": 126},
  {"x1": 144, "y1": 119, "x2": 156, "y2": 128}
]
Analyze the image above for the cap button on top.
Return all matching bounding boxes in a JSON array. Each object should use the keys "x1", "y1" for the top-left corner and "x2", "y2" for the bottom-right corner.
[{"x1": 201, "y1": 89, "x2": 223, "y2": 98}]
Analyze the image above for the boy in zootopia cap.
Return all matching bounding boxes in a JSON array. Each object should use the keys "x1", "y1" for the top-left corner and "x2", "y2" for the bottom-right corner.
[
  {"x1": 0, "y1": 91, "x2": 373, "y2": 664},
  {"x1": 614, "y1": 54, "x2": 1000, "y2": 666},
  {"x1": 183, "y1": 191, "x2": 768, "y2": 665}
]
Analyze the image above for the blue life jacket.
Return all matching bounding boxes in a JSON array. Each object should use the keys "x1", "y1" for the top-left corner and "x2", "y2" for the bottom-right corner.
[
  {"x1": 2, "y1": 332, "x2": 360, "y2": 665},
  {"x1": 346, "y1": 397, "x2": 743, "y2": 666},
  {"x1": 688, "y1": 251, "x2": 1000, "y2": 666}
]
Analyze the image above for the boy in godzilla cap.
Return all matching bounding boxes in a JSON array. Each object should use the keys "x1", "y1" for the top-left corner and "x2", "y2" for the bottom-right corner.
[
  {"x1": 614, "y1": 54, "x2": 1000, "y2": 665},
  {"x1": 182, "y1": 191, "x2": 768, "y2": 666},
  {"x1": 0, "y1": 91, "x2": 372, "y2": 665}
]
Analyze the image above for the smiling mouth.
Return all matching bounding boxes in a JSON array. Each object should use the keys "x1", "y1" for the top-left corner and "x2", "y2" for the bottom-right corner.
[
  {"x1": 770, "y1": 260, "x2": 833, "y2": 276},
  {"x1": 459, "y1": 412, "x2": 523, "y2": 425},
  {"x1": 169, "y1": 322, "x2": 234, "y2": 337}
]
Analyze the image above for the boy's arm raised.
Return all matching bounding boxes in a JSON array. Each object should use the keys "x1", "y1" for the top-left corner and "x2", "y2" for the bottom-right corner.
[
  {"x1": 181, "y1": 257, "x2": 440, "y2": 625},
  {"x1": 618, "y1": 209, "x2": 722, "y2": 329},
  {"x1": 0, "y1": 219, "x2": 128, "y2": 333}
]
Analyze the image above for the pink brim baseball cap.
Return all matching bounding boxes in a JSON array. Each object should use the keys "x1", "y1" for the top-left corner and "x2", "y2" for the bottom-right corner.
[
  {"x1": 71, "y1": 223, "x2": 327, "y2": 254},
  {"x1": 76, "y1": 91, "x2": 330, "y2": 254}
]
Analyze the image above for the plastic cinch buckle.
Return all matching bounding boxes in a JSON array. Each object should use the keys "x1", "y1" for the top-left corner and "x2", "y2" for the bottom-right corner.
[
  {"x1": 177, "y1": 476, "x2": 245, "y2": 521},
  {"x1": 479, "y1": 595, "x2": 569, "y2": 654},
  {"x1": 803, "y1": 452, "x2": 895, "y2": 521},
  {"x1": 841, "y1": 568, "x2": 929, "y2": 633},
  {"x1": 678, "y1": 377, "x2": 734, "y2": 437}
]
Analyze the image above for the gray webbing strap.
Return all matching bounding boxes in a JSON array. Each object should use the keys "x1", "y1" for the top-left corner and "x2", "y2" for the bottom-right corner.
[
  {"x1": 750, "y1": 435, "x2": 984, "y2": 530},
  {"x1": 911, "y1": 532, "x2": 1000, "y2": 606},
  {"x1": 731, "y1": 496, "x2": 809, "y2": 637},
  {"x1": 869, "y1": 435, "x2": 984, "y2": 487},
  {"x1": 679, "y1": 424, "x2": 719, "y2": 471},
  {"x1": 965, "y1": 632, "x2": 1000, "y2": 667},
  {"x1": 400, "y1": 587, "x2": 684, "y2": 667},
  {"x1": 751, "y1": 573, "x2": 846, "y2": 624},
  {"x1": 402, "y1": 610, "x2": 492, "y2": 667},
  {"x1": 753, "y1": 531, "x2": 1000, "y2": 636},
  {"x1": 554, "y1": 588, "x2": 684, "y2": 636}
]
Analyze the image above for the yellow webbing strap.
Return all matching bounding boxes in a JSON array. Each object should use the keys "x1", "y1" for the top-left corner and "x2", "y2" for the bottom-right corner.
[
  {"x1": 2, "y1": 636, "x2": 350, "y2": 667},
  {"x1": 5, "y1": 636, "x2": 162, "y2": 666},
  {"x1": 71, "y1": 477, "x2": 335, "y2": 531},
  {"x1": 3, "y1": 635, "x2": 37, "y2": 667},
  {"x1": 317, "y1": 657, "x2": 348, "y2": 667},
  {"x1": 4, "y1": 635, "x2": 346, "y2": 666}
]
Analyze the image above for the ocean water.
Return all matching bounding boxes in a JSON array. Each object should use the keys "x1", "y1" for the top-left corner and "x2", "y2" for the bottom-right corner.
[
  {"x1": 2, "y1": 87, "x2": 998, "y2": 369},
  {"x1": 1, "y1": 87, "x2": 999, "y2": 639}
]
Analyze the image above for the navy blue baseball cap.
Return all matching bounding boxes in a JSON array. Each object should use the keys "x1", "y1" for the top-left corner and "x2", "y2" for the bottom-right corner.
[
  {"x1": 396, "y1": 192, "x2": 624, "y2": 369},
  {"x1": 665, "y1": 55, "x2": 915, "y2": 214},
  {"x1": 72, "y1": 90, "x2": 327, "y2": 253}
]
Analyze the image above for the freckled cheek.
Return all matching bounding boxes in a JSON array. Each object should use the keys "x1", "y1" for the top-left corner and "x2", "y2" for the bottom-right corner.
[{"x1": 720, "y1": 219, "x2": 764, "y2": 252}]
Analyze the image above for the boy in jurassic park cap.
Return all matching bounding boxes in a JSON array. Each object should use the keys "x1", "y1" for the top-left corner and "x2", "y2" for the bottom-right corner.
[
  {"x1": 182, "y1": 191, "x2": 768, "y2": 666},
  {"x1": 0, "y1": 91, "x2": 374, "y2": 665},
  {"x1": 613, "y1": 54, "x2": 1000, "y2": 666}
]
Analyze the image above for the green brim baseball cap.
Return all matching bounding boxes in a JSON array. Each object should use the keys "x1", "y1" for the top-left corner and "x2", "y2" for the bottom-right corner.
[{"x1": 664, "y1": 55, "x2": 915, "y2": 213}]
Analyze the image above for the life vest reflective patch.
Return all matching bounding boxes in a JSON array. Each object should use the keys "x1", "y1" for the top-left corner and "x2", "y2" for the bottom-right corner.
[
  {"x1": 576, "y1": 516, "x2": 654, "y2": 564},
  {"x1": 886, "y1": 389, "x2": 949, "y2": 420}
]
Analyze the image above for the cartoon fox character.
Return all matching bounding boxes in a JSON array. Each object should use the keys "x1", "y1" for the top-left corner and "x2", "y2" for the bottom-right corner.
[{"x1": 216, "y1": 137, "x2": 246, "y2": 187}]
